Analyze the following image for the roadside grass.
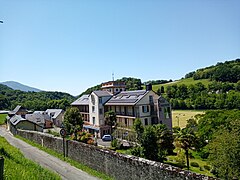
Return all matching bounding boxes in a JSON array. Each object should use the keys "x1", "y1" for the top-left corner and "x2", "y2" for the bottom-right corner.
[
  {"x1": 172, "y1": 110, "x2": 205, "y2": 128},
  {"x1": 151, "y1": 78, "x2": 211, "y2": 92},
  {"x1": 0, "y1": 114, "x2": 7, "y2": 125},
  {"x1": 0, "y1": 136, "x2": 61, "y2": 180},
  {"x1": 16, "y1": 135, "x2": 113, "y2": 180}
]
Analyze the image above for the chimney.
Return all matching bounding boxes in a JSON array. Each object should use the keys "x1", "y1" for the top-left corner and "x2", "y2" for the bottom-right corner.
[{"x1": 146, "y1": 83, "x2": 152, "y2": 91}]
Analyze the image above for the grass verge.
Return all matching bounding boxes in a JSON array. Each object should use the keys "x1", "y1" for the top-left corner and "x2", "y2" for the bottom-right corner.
[
  {"x1": 16, "y1": 135, "x2": 113, "y2": 180},
  {"x1": 0, "y1": 114, "x2": 7, "y2": 125},
  {"x1": 0, "y1": 136, "x2": 61, "y2": 180}
]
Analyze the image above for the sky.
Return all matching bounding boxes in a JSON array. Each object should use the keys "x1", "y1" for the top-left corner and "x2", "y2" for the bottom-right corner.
[{"x1": 0, "y1": 0, "x2": 240, "y2": 96}]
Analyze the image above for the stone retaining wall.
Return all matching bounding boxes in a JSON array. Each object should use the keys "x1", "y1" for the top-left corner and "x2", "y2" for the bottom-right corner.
[{"x1": 17, "y1": 130, "x2": 216, "y2": 180}]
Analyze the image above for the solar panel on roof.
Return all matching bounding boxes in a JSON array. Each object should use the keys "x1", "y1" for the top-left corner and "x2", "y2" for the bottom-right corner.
[{"x1": 108, "y1": 99, "x2": 137, "y2": 103}]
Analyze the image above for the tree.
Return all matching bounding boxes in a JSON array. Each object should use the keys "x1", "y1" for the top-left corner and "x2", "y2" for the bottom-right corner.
[
  {"x1": 154, "y1": 124, "x2": 175, "y2": 157},
  {"x1": 63, "y1": 107, "x2": 83, "y2": 139},
  {"x1": 174, "y1": 128, "x2": 197, "y2": 170},
  {"x1": 133, "y1": 120, "x2": 174, "y2": 162},
  {"x1": 208, "y1": 120, "x2": 240, "y2": 179},
  {"x1": 104, "y1": 110, "x2": 117, "y2": 134},
  {"x1": 133, "y1": 118, "x2": 144, "y2": 142},
  {"x1": 141, "y1": 125, "x2": 159, "y2": 161}
]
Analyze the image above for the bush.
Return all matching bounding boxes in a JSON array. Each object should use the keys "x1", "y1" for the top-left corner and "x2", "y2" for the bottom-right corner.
[
  {"x1": 204, "y1": 165, "x2": 211, "y2": 171},
  {"x1": 111, "y1": 139, "x2": 122, "y2": 149},
  {"x1": 190, "y1": 162, "x2": 199, "y2": 167}
]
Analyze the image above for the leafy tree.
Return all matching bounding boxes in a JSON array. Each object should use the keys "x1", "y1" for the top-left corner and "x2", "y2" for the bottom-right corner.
[
  {"x1": 208, "y1": 119, "x2": 240, "y2": 179},
  {"x1": 133, "y1": 119, "x2": 174, "y2": 162},
  {"x1": 154, "y1": 124, "x2": 174, "y2": 156},
  {"x1": 141, "y1": 125, "x2": 159, "y2": 161},
  {"x1": 0, "y1": 94, "x2": 10, "y2": 109},
  {"x1": 133, "y1": 118, "x2": 144, "y2": 142},
  {"x1": 160, "y1": 86, "x2": 165, "y2": 94},
  {"x1": 174, "y1": 128, "x2": 197, "y2": 170},
  {"x1": 63, "y1": 107, "x2": 83, "y2": 139},
  {"x1": 104, "y1": 110, "x2": 117, "y2": 134}
]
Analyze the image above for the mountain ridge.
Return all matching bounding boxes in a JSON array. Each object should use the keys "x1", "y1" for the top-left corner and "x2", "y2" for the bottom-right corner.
[{"x1": 0, "y1": 81, "x2": 42, "y2": 92}]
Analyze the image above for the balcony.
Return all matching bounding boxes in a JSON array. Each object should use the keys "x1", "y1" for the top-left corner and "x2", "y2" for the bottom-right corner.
[{"x1": 115, "y1": 111, "x2": 135, "y2": 117}]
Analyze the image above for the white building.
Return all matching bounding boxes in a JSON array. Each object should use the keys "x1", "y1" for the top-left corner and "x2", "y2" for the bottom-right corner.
[{"x1": 71, "y1": 82, "x2": 172, "y2": 137}]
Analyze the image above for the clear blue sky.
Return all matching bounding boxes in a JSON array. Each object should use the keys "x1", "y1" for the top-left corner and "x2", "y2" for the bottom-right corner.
[{"x1": 0, "y1": 0, "x2": 239, "y2": 95}]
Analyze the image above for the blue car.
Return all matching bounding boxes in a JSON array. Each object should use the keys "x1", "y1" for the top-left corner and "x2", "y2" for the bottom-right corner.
[{"x1": 102, "y1": 134, "x2": 112, "y2": 141}]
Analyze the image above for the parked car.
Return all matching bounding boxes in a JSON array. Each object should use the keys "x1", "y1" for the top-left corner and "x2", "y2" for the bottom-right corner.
[{"x1": 102, "y1": 134, "x2": 112, "y2": 141}]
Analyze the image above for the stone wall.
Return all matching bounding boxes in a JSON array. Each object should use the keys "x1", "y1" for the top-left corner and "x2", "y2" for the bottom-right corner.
[
  {"x1": 18, "y1": 130, "x2": 63, "y2": 154},
  {"x1": 17, "y1": 130, "x2": 216, "y2": 180}
]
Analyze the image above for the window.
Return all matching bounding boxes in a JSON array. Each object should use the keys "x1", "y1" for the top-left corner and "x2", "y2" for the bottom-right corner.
[
  {"x1": 99, "y1": 97, "x2": 102, "y2": 104},
  {"x1": 92, "y1": 106, "x2": 95, "y2": 113},
  {"x1": 92, "y1": 117, "x2": 95, "y2": 125},
  {"x1": 99, "y1": 108, "x2": 103, "y2": 114},
  {"x1": 142, "y1": 105, "x2": 149, "y2": 113},
  {"x1": 149, "y1": 95, "x2": 153, "y2": 104},
  {"x1": 145, "y1": 118, "x2": 148, "y2": 125},
  {"x1": 91, "y1": 95, "x2": 95, "y2": 105},
  {"x1": 125, "y1": 118, "x2": 128, "y2": 126}
]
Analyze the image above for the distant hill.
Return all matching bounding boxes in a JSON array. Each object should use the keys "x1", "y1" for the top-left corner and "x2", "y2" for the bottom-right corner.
[{"x1": 0, "y1": 81, "x2": 42, "y2": 92}]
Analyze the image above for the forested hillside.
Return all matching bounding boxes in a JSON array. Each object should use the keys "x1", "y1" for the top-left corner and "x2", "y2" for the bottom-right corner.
[
  {"x1": 0, "y1": 84, "x2": 75, "y2": 111},
  {"x1": 1, "y1": 59, "x2": 239, "y2": 111},
  {"x1": 155, "y1": 59, "x2": 240, "y2": 110}
]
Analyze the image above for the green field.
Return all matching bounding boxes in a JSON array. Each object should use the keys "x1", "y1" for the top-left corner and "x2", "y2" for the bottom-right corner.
[
  {"x1": 0, "y1": 114, "x2": 7, "y2": 125},
  {"x1": 0, "y1": 136, "x2": 61, "y2": 180},
  {"x1": 172, "y1": 110, "x2": 205, "y2": 128},
  {"x1": 151, "y1": 78, "x2": 211, "y2": 92}
]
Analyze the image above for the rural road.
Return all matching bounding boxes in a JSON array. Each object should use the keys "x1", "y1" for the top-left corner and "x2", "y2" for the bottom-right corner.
[{"x1": 0, "y1": 127, "x2": 99, "y2": 180}]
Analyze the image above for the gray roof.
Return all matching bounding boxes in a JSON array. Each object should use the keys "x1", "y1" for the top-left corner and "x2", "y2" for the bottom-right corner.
[
  {"x1": 26, "y1": 113, "x2": 51, "y2": 125},
  {"x1": 93, "y1": 90, "x2": 112, "y2": 97},
  {"x1": 10, "y1": 115, "x2": 26, "y2": 126},
  {"x1": 46, "y1": 109, "x2": 64, "y2": 119},
  {"x1": 71, "y1": 94, "x2": 89, "y2": 105},
  {"x1": 9, "y1": 105, "x2": 27, "y2": 115},
  {"x1": 106, "y1": 90, "x2": 148, "y2": 105},
  {"x1": 33, "y1": 111, "x2": 45, "y2": 114}
]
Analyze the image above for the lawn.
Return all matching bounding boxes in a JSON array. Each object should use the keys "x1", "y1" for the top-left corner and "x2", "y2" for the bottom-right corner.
[
  {"x1": 172, "y1": 110, "x2": 205, "y2": 128},
  {"x1": 166, "y1": 153, "x2": 213, "y2": 177},
  {"x1": 151, "y1": 78, "x2": 211, "y2": 92},
  {"x1": 0, "y1": 136, "x2": 61, "y2": 180},
  {"x1": 0, "y1": 114, "x2": 7, "y2": 125}
]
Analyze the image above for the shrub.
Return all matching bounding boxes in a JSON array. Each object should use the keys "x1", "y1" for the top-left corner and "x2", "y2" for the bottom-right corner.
[
  {"x1": 204, "y1": 165, "x2": 211, "y2": 171},
  {"x1": 176, "y1": 150, "x2": 186, "y2": 167},
  {"x1": 190, "y1": 161, "x2": 199, "y2": 167},
  {"x1": 111, "y1": 139, "x2": 118, "y2": 148}
]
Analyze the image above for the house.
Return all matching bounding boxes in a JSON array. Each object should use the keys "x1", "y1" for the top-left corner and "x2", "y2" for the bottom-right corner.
[
  {"x1": 101, "y1": 80, "x2": 126, "y2": 94},
  {"x1": 72, "y1": 81, "x2": 172, "y2": 138},
  {"x1": 8, "y1": 114, "x2": 43, "y2": 135},
  {"x1": 45, "y1": 109, "x2": 64, "y2": 127},
  {"x1": 88, "y1": 90, "x2": 113, "y2": 136},
  {"x1": 71, "y1": 94, "x2": 89, "y2": 123},
  {"x1": 8, "y1": 105, "x2": 28, "y2": 118},
  {"x1": 26, "y1": 111, "x2": 53, "y2": 128}
]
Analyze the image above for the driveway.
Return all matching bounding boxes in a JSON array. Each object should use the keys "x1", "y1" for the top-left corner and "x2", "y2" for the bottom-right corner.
[
  {"x1": 97, "y1": 139, "x2": 111, "y2": 148},
  {"x1": 0, "y1": 127, "x2": 99, "y2": 180}
]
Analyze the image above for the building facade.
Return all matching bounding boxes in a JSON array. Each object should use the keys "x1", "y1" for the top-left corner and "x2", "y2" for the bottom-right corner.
[{"x1": 71, "y1": 82, "x2": 172, "y2": 137}]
